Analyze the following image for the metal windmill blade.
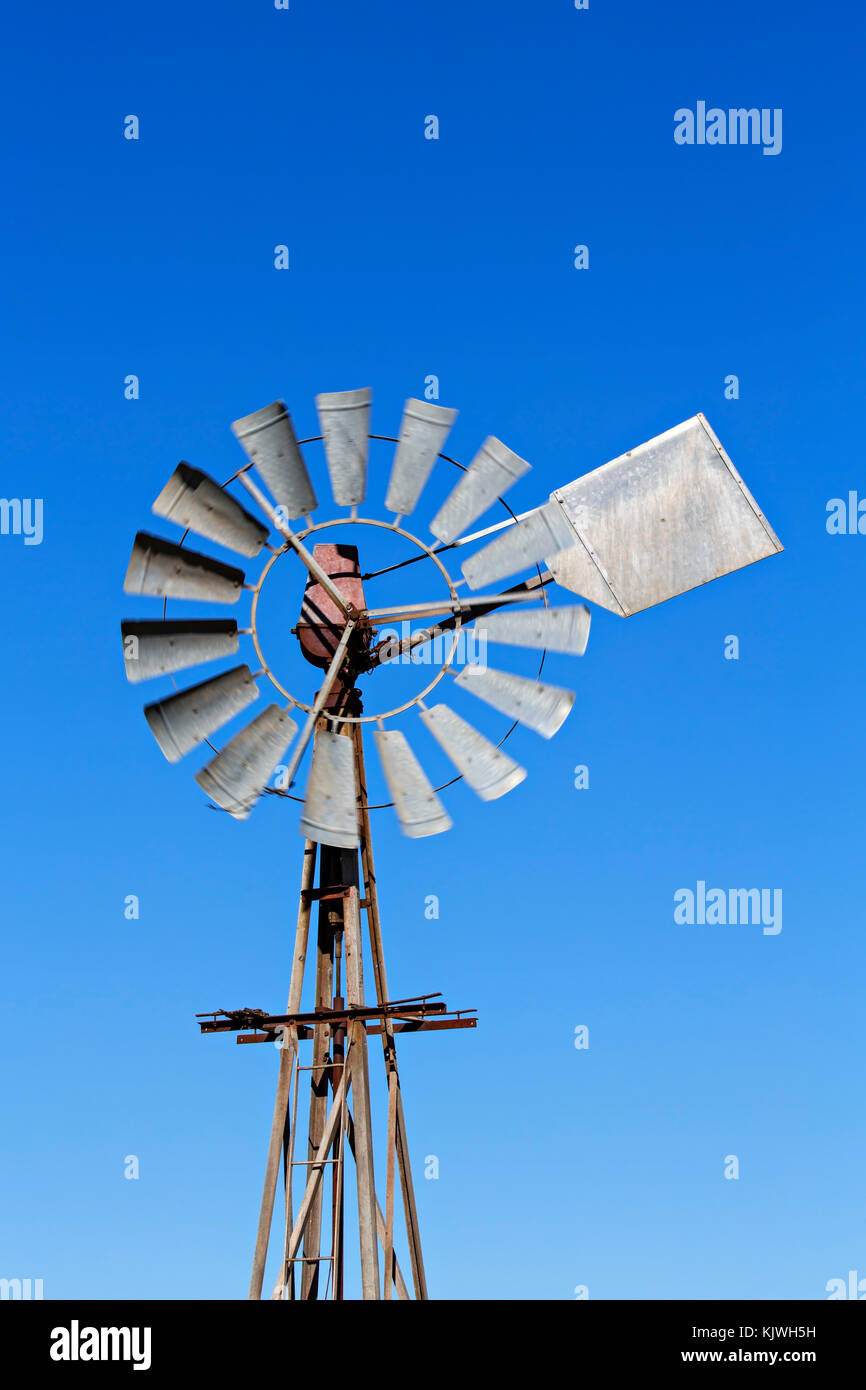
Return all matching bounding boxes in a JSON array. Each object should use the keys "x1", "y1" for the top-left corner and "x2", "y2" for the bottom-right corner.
[
  {"x1": 231, "y1": 401, "x2": 318, "y2": 519},
  {"x1": 454, "y1": 664, "x2": 574, "y2": 738},
  {"x1": 461, "y1": 501, "x2": 576, "y2": 590},
  {"x1": 546, "y1": 414, "x2": 783, "y2": 615},
  {"x1": 475, "y1": 605, "x2": 591, "y2": 656},
  {"x1": 124, "y1": 533, "x2": 246, "y2": 604},
  {"x1": 385, "y1": 399, "x2": 458, "y2": 516},
  {"x1": 298, "y1": 730, "x2": 359, "y2": 848},
  {"x1": 144, "y1": 665, "x2": 259, "y2": 763},
  {"x1": 316, "y1": 388, "x2": 372, "y2": 507},
  {"x1": 152, "y1": 463, "x2": 269, "y2": 557},
  {"x1": 374, "y1": 729, "x2": 452, "y2": 837},
  {"x1": 419, "y1": 704, "x2": 526, "y2": 801},
  {"x1": 195, "y1": 705, "x2": 298, "y2": 820},
  {"x1": 429, "y1": 437, "x2": 531, "y2": 545},
  {"x1": 121, "y1": 619, "x2": 239, "y2": 683}
]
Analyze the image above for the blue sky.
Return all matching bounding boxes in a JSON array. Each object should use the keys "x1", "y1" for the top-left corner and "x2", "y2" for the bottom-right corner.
[{"x1": 1, "y1": 0, "x2": 865, "y2": 1300}]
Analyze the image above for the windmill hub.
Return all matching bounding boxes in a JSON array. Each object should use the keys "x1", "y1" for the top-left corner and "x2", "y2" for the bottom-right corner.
[
  {"x1": 243, "y1": 511, "x2": 465, "y2": 724},
  {"x1": 297, "y1": 540, "x2": 370, "y2": 669}
]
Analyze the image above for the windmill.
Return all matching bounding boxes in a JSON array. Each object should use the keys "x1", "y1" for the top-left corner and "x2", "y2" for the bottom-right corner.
[{"x1": 121, "y1": 392, "x2": 782, "y2": 1299}]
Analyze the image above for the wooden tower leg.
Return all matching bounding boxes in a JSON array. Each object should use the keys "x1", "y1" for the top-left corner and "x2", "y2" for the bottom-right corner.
[
  {"x1": 298, "y1": 889, "x2": 333, "y2": 1297},
  {"x1": 299, "y1": 839, "x2": 357, "y2": 1298},
  {"x1": 249, "y1": 840, "x2": 317, "y2": 1300},
  {"x1": 344, "y1": 887, "x2": 381, "y2": 1299},
  {"x1": 353, "y1": 723, "x2": 429, "y2": 1300}
]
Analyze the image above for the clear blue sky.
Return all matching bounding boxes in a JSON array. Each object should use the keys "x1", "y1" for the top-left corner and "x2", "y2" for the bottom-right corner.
[{"x1": 1, "y1": 0, "x2": 864, "y2": 1300}]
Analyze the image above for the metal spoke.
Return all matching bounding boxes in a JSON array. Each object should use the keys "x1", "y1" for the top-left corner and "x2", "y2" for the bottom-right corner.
[
  {"x1": 238, "y1": 471, "x2": 353, "y2": 617},
  {"x1": 280, "y1": 620, "x2": 357, "y2": 791}
]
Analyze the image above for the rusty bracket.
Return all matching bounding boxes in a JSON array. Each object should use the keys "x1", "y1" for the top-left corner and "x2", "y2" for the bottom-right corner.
[
  {"x1": 198, "y1": 993, "x2": 477, "y2": 1039},
  {"x1": 197, "y1": 994, "x2": 461, "y2": 1035},
  {"x1": 300, "y1": 885, "x2": 355, "y2": 903},
  {"x1": 237, "y1": 1015, "x2": 478, "y2": 1044}
]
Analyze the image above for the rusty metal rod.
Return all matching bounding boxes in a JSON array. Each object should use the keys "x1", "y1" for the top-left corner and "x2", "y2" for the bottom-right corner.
[{"x1": 238, "y1": 471, "x2": 353, "y2": 617}]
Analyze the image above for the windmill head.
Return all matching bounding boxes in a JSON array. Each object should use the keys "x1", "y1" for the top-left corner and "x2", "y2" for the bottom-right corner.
[{"x1": 121, "y1": 392, "x2": 782, "y2": 839}]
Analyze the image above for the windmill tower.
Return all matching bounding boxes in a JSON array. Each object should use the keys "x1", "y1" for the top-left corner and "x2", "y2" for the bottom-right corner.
[{"x1": 122, "y1": 391, "x2": 782, "y2": 1298}]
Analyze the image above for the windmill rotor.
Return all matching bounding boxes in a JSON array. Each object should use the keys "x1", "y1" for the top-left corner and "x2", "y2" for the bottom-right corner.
[{"x1": 122, "y1": 390, "x2": 782, "y2": 835}]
